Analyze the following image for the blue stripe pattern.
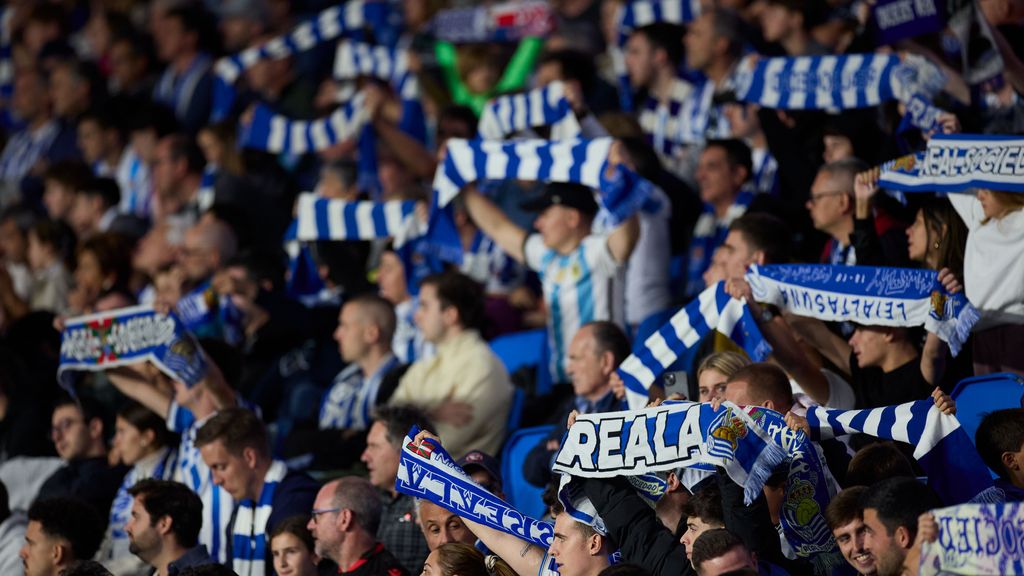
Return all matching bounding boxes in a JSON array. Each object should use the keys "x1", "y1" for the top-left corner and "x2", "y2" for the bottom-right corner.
[{"x1": 211, "y1": 1, "x2": 396, "y2": 120}]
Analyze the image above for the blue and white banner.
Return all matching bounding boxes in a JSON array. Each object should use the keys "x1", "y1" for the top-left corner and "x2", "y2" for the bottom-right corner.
[
  {"x1": 478, "y1": 81, "x2": 580, "y2": 141},
  {"x1": 431, "y1": 1, "x2": 555, "y2": 43},
  {"x1": 919, "y1": 503, "x2": 1024, "y2": 575},
  {"x1": 806, "y1": 400, "x2": 993, "y2": 505},
  {"x1": 747, "y1": 264, "x2": 979, "y2": 356},
  {"x1": 293, "y1": 193, "x2": 417, "y2": 242},
  {"x1": 879, "y1": 134, "x2": 1024, "y2": 193},
  {"x1": 899, "y1": 93, "x2": 946, "y2": 134},
  {"x1": 241, "y1": 95, "x2": 368, "y2": 155},
  {"x1": 395, "y1": 426, "x2": 554, "y2": 548},
  {"x1": 732, "y1": 54, "x2": 944, "y2": 111},
  {"x1": 617, "y1": 282, "x2": 772, "y2": 410},
  {"x1": 58, "y1": 306, "x2": 207, "y2": 392},
  {"x1": 211, "y1": 1, "x2": 396, "y2": 119}
]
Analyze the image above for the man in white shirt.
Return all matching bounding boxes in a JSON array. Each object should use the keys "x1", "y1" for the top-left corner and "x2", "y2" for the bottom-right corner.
[{"x1": 463, "y1": 181, "x2": 639, "y2": 384}]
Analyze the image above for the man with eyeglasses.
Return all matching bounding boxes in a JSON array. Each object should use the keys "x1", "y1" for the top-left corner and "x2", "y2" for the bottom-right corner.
[
  {"x1": 308, "y1": 476, "x2": 408, "y2": 576},
  {"x1": 806, "y1": 158, "x2": 908, "y2": 267},
  {"x1": 35, "y1": 395, "x2": 127, "y2": 523}
]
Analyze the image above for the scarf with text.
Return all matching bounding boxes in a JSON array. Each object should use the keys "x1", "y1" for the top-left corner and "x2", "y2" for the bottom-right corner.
[
  {"x1": 211, "y1": 1, "x2": 396, "y2": 120},
  {"x1": 478, "y1": 81, "x2": 580, "y2": 141},
  {"x1": 231, "y1": 460, "x2": 288, "y2": 576},
  {"x1": 58, "y1": 306, "x2": 207, "y2": 393},
  {"x1": 747, "y1": 264, "x2": 979, "y2": 356},
  {"x1": 806, "y1": 400, "x2": 993, "y2": 504},
  {"x1": 919, "y1": 502, "x2": 1024, "y2": 575},
  {"x1": 176, "y1": 281, "x2": 244, "y2": 347},
  {"x1": 879, "y1": 134, "x2": 1024, "y2": 193},
  {"x1": 395, "y1": 426, "x2": 554, "y2": 548},
  {"x1": 431, "y1": 1, "x2": 555, "y2": 44},
  {"x1": 617, "y1": 282, "x2": 772, "y2": 410}
]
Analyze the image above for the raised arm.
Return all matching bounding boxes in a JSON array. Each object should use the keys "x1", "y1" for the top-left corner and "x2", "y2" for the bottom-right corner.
[
  {"x1": 107, "y1": 364, "x2": 173, "y2": 418},
  {"x1": 461, "y1": 185, "x2": 529, "y2": 263},
  {"x1": 725, "y1": 278, "x2": 832, "y2": 406},
  {"x1": 606, "y1": 215, "x2": 640, "y2": 265},
  {"x1": 461, "y1": 517, "x2": 546, "y2": 576}
]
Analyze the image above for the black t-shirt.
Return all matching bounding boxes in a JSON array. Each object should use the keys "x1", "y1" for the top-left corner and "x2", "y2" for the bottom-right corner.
[
  {"x1": 851, "y1": 355, "x2": 933, "y2": 409},
  {"x1": 339, "y1": 543, "x2": 409, "y2": 576}
]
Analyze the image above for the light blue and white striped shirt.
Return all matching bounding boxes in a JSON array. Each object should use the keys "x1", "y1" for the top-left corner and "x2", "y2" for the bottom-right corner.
[{"x1": 319, "y1": 354, "x2": 400, "y2": 431}]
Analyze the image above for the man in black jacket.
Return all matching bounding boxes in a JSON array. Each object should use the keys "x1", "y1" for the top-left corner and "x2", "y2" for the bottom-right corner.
[{"x1": 35, "y1": 395, "x2": 127, "y2": 524}]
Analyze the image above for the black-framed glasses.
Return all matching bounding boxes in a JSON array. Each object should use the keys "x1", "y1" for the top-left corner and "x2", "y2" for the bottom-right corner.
[{"x1": 311, "y1": 507, "x2": 342, "y2": 521}]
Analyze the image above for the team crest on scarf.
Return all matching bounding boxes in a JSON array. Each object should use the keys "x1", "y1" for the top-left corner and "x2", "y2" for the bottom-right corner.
[{"x1": 708, "y1": 406, "x2": 750, "y2": 459}]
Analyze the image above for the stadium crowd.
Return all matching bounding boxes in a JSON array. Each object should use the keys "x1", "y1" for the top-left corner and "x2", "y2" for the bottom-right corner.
[{"x1": 0, "y1": 0, "x2": 1023, "y2": 576}]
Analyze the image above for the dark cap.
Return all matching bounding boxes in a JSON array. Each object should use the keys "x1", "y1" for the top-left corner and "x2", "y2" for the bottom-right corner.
[
  {"x1": 519, "y1": 182, "x2": 599, "y2": 217},
  {"x1": 457, "y1": 450, "x2": 501, "y2": 482}
]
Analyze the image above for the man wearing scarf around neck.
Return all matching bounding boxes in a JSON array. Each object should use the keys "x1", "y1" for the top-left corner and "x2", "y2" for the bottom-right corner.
[{"x1": 195, "y1": 408, "x2": 319, "y2": 576}]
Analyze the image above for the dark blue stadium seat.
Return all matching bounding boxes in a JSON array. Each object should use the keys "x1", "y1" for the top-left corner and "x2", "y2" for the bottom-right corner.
[
  {"x1": 490, "y1": 328, "x2": 552, "y2": 395},
  {"x1": 501, "y1": 424, "x2": 555, "y2": 521},
  {"x1": 951, "y1": 372, "x2": 1024, "y2": 477}
]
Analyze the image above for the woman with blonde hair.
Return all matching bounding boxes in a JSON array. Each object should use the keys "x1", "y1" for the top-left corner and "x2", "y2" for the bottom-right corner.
[
  {"x1": 421, "y1": 542, "x2": 517, "y2": 576},
  {"x1": 695, "y1": 351, "x2": 752, "y2": 403}
]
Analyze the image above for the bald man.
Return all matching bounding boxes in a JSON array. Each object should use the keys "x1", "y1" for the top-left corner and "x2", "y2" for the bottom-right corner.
[
  {"x1": 283, "y1": 294, "x2": 407, "y2": 470},
  {"x1": 178, "y1": 215, "x2": 238, "y2": 289}
]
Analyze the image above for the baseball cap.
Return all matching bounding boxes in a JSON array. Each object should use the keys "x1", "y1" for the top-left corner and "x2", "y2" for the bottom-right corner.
[
  {"x1": 457, "y1": 450, "x2": 502, "y2": 483},
  {"x1": 519, "y1": 182, "x2": 599, "y2": 217}
]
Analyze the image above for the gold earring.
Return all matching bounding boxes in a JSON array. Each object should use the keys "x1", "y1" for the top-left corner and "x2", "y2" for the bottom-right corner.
[{"x1": 933, "y1": 239, "x2": 941, "y2": 249}]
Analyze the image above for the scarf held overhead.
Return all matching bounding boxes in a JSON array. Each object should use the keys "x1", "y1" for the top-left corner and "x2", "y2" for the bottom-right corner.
[
  {"x1": 879, "y1": 133, "x2": 1024, "y2": 193},
  {"x1": 241, "y1": 93, "x2": 368, "y2": 155},
  {"x1": 617, "y1": 282, "x2": 772, "y2": 410},
  {"x1": 805, "y1": 400, "x2": 993, "y2": 505},
  {"x1": 292, "y1": 194, "x2": 417, "y2": 242},
  {"x1": 478, "y1": 81, "x2": 581, "y2": 141},
  {"x1": 58, "y1": 305, "x2": 207, "y2": 393},
  {"x1": 747, "y1": 264, "x2": 979, "y2": 356},
  {"x1": 395, "y1": 426, "x2": 554, "y2": 548}
]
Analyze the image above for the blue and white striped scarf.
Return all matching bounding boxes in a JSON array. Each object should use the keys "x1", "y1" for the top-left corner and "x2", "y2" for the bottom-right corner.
[
  {"x1": 806, "y1": 400, "x2": 993, "y2": 505},
  {"x1": 197, "y1": 165, "x2": 217, "y2": 213},
  {"x1": 211, "y1": 1, "x2": 396, "y2": 120},
  {"x1": 551, "y1": 401, "x2": 781, "y2": 521},
  {"x1": 154, "y1": 53, "x2": 212, "y2": 123},
  {"x1": 879, "y1": 133, "x2": 1024, "y2": 193},
  {"x1": 319, "y1": 355, "x2": 400, "y2": 431},
  {"x1": 293, "y1": 193, "x2": 417, "y2": 242},
  {"x1": 747, "y1": 264, "x2": 980, "y2": 356},
  {"x1": 732, "y1": 407, "x2": 840, "y2": 570},
  {"x1": 332, "y1": 40, "x2": 425, "y2": 142},
  {"x1": 685, "y1": 191, "x2": 753, "y2": 298},
  {"x1": 231, "y1": 460, "x2": 288, "y2": 576},
  {"x1": 478, "y1": 81, "x2": 580, "y2": 140},
  {"x1": 431, "y1": 1, "x2": 556, "y2": 44},
  {"x1": 57, "y1": 306, "x2": 208, "y2": 394},
  {"x1": 395, "y1": 426, "x2": 554, "y2": 548},
  {"x1": 732, "y1": 54, "x2": 946, "y2": 124},
  {"x1": 107, "y1": 448, "x2": 177, "y2": 559},
  {"x1": 617, "y1": 282, "x2": 772, "y2": 410},
  {"x1": 733, "y1": 53, "x2": 946, "y2": 131},
  {"x1": 919, "y1": 503, "x2": 1024, "y2": 575},
  {"x1": 241, "y1": 94, "x2": 368, "y2": 155}
]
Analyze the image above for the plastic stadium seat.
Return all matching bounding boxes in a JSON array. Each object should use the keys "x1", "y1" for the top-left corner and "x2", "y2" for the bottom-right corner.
[
  {"x1": 501, "y1": 425, "x2": 555, "y2": 521},
  {"x1": 490, "y1": 328, "x2": 553, "y2": 396},
  {"x1": 951, "y1": 372, "x2": 1024, "y2": 477},
  {"x1": 506, "y1": 387, "x2": 526, "y2": 433}
]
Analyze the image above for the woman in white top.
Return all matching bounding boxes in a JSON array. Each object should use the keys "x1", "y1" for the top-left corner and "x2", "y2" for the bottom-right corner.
[
  {"x1": 949, "y1": 189, "x2": 1024, "y2": 376},
  {"x1": 98, "y1": 402, "x2": 179, "y2": 571}
]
